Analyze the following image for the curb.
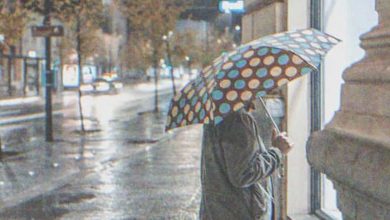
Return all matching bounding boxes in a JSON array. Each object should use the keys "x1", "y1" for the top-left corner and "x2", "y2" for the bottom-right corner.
[
  {"x1": 0, "y1": 97, "x2": 40, "y2": 107},
  {"x1": 0, "y1": 111, "x2": 64, "y2": 126}
]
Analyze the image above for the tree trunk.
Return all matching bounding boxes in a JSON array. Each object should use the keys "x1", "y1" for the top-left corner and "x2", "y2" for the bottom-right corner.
[
  {"x1": 165, "y1": 40, "x2": 176, "y2": 95},
  {"x1": 153, "y1": 49, "x2": 159, "y2": 112},
  {"x1": 7, "y1": 45, "x2": 15, "y2": 96},
  {"x1": 76, "y1": 17, "x2": 85, "y2": 132}
]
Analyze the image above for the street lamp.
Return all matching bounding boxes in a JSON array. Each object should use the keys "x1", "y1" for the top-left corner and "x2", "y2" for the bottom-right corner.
[
  {"x1": 235, "y1": 25, "x2": 241, "y2": 31},
  {"x1": 185, "y1": 56, "x2": 192, "y2": 80},
  {"x1": 162, "y1": 31, "x2": 176, "y2": 95}
]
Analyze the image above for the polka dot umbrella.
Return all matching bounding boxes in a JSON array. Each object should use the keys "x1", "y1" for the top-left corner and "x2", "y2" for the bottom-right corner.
[{"x1": 166, "y1": 28, "x2": 340, "y2": 131}]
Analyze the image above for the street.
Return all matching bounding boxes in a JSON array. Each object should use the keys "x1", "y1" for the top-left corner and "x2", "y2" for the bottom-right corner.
[{"x1": 0, "y1": 80, "x2": 202, "y2": 219}]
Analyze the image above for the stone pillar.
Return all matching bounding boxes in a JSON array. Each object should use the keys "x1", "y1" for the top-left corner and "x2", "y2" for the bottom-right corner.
[{"x1": 307, "y1": 0, "x2": 390, "y2": 219}]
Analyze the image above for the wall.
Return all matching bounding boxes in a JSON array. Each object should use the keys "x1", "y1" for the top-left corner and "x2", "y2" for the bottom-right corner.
[
  {"x1": 285, "y1": 0, "x2": 311, "y2": 216},
  {"x1": 242, "y1": 2, "x2": 285, "y2": 43}
]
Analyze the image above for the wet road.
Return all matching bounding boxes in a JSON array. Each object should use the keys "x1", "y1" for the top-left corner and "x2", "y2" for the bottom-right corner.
[{"x1": 0, "y1": 80, "x2": 203, "y2": 219}]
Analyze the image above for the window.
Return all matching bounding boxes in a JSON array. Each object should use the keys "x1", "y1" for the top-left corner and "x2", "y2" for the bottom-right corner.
[{"x1": 310, "y1": 0, "x2": 378, "y2": 219}]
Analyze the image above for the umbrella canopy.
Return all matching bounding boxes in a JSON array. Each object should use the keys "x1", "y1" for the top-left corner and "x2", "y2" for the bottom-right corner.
[{"x1": 166, "y1": 28, "x2": 339, "y2": 131}]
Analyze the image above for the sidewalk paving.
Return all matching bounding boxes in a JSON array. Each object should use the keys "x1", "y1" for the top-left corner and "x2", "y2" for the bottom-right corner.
[
  {"x1": 0, "y1": 109, "x2": 171, "y2": 211},
  {"x1": 0, "y1": 79, "x2": 202, "y2": 218}
]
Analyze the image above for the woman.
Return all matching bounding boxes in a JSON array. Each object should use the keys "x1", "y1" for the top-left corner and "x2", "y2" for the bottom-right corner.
[{"x1": 200, "y1": 101, "x2": 293, "y2": 220}]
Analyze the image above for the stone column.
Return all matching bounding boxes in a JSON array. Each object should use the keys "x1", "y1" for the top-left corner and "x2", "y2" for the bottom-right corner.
[{"x1": 307, "y1": 0, "x2": 390, "y2": 219}]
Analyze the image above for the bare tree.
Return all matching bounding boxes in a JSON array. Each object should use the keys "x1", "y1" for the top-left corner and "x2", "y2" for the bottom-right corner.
[
  {"x1": 0, "y1": 0, "x2": 32, "y2": 95},
  {"x1": 115, "y1": 0, "x2": 191, "y2": 112}
]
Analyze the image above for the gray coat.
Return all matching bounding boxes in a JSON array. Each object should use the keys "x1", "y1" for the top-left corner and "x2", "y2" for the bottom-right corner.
[{"x1": 200, "y1": 109, "x2": 282, "y2": 220}]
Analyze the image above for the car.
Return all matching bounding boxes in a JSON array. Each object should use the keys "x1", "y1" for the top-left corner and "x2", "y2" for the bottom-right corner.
[{"x1": 80, "y1": 78, "x2": 121, "y2": 95}]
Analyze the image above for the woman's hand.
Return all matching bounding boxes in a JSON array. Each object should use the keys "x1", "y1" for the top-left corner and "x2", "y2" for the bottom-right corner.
[{"x1": 272, "y1": 129, "x2": 294, "y2": 154}]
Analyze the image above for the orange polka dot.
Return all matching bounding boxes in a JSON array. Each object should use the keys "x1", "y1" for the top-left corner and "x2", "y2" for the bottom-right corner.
[
  {"x1": 184, "y1": 104, "x2": 190, "y2": 114},
  {"x1": 249, "y1": 58, "x2": 261, "y2": 67},
  {"x1": 233, "y1": 103, "x2": 244, "y2": 111},
  {"x1": 199, "y1": 87, "x2": 206, "y2": 96},
  {"x1": 226, "y1": 91, "x2": 238, "y2": 101},
  {"x1": 270, "y1": 67, "x2": 282, "y2": 77},
  {"x1": 286, "y1": 67, "x2": 298, "y2": 77},
  {"x1": 205, "y1": 100, "x2": 211, "y2": 111},
  {"x1": 222, "y1": 62, "x2": 234, "y2": 70},
  {"x1": 263, "y1": 56, "x2": 275, "y2": 65},
  {"x1": 277, "y1": 78, "x2": 289, "y2": 86},
  {"x1": 292, "y1": 55, "x2": 303, "y2": 64},
  {"x1": 248, "y1": 79, "x2": 260, "y2": 89},
  {"x1": 172, "y1": 106, "x2": 178, "y2": 117},
  {"x1": 187, "y1": 90, "x2": 195, "y2": 99},
  {"x1": 195, "y1": 102, "x2": 202, "y2": 112},
  {"x1": 187, "y1": 111, "x2": 194, "y2": 121},
  {"x1": 241, "y1": 68, "x2": 253, "y2": 78},
  {"x1": 243, "y1": 50, "x2": 255, "y2": 58},
  {"x1": 219, "y1": 79, "x2": 231, "y2": 89},
  {"x1": 241, "y1": 91, "x2": 252, "y2": 101}
]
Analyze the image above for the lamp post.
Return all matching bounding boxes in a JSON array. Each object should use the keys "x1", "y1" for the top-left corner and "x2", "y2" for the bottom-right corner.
[
  {"x1": 162, "y1": 31, "x2": 176, "y2": 95},
  {"x1": 44, "y1": 0, "x2": 53, "y2": 141},
  {"x1": 234, "y1": 24, "x2": 241, "y2": 45},
  {"x1": 185, "y1": 56, "x2": 192, "y2": 80}
]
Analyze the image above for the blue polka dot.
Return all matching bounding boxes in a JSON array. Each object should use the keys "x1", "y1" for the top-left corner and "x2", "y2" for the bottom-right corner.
[
  {"x1": 278, "y1": 36, "x2": 290, "y2": 41},
  {"x1": 300, "y1": 43, "x2": 310, "y2": 49},
  {"x1": 228, "y1": 70, "x2": 240, "y2": 79},
  {"x1": 196, "y1": 82, "x2": 204, "y2": 90},
  {"x1": 256, "y1": 68, "x2": 268, "y2": 78},
  {"x1": 301, "y1": 67, "x2": 313, "y2": 75},
  {"x1": 284, "y1": 40, "x2": 295, "y2": 45},
  {"x1": 219, "y1": 103, "x2": 231, "y2": 114},
  {"x1": 191, "y1": 97, "x2": 198, "y2": 106},
  {"x1": 305, "y1": 35, "x2": 315, "y2": 41},
  {"x1": 258, "y1": 48, "x2": 269, "y2": 56},
  {"x1": 322, "y1": 43, "x2": 331, "y2": 49},
  {"x1": 256, "y1": 91, "x2": 267, "y2": 97},
  {"x1": 202, "y1": 93, "x2": 208, "y2": 104},
  {"x1": 231, "y1": 54, "x2": 242, "y2": 61},
  {"x1": 216, "y1": 71, "x2": 225, "y2": 79},
  {"x1": 199, "y1": 109, "x2": 206, "y2": 120},
  {"x1": 193, "y1": 118, "x2": 199, "y2": 124},
  {"x1": 263, "y1": 79, "x2": 275, "y2": 89},
  {"x1": 236, "y1": 60, "x2": 247, "y2": 68},
  {"x1": 293, "y1": 48, "x2": 305, "y2": 54},
  {"x1": 212, "y1": 90, "x2": 224, "y2": 100},
  {"x1": 271, "y1": 48, "x2": 281, "y2": 54},
  {"x1": 214, "y1": 116, "x2": 223, "y2": 125},
  {"x1": 179, "y1": 99, "x2": 186, "y2": 108},
  {"x1": 234, "y1": 80, "x2": 246, "y2": 90},
  {"x1": 176, "y1": 113, "x2": 183, "y2": 123},
  {"x1": 239, "y1": 46, "x2": 251, "y2": 53},
  {"x1": 278, "y1": 54, "x2": 290, "y2": 65}
]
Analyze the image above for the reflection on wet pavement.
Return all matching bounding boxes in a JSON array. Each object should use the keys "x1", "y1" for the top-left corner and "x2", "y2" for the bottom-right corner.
[{"x1": 0, "y1": 82, "x2": 202, "y2": 219}]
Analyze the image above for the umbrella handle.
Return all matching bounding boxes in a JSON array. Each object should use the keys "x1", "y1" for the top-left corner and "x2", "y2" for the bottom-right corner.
[
  {"x1": 257, "y1": 96, "x2": 285, "y2": 179},
  {"x1": 258, "y1": 96, "x2": 281, "y2": 134}
]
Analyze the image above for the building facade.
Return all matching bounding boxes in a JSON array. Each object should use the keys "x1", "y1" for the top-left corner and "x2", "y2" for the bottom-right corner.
[{"x1": 243, "y1": 0, "x2": 388, "y2": 219}]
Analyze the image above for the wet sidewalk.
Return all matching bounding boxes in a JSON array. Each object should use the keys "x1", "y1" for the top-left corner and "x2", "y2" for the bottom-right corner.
[
  {"x1": 0, "y1": 79, "x2": 203, "y2": 218},
  {"x1": 0, "y1": 118, "x2": 203, "y2": 219}
]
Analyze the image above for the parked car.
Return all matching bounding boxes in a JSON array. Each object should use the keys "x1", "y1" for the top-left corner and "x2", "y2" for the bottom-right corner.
[{"x1": 80, "y1": 78, "x2": 122, "y2": 95}]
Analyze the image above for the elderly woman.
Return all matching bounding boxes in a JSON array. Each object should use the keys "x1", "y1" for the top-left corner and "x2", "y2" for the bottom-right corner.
[{"x1": 200, "y1": 101, "x2": 293, "y2": 220}]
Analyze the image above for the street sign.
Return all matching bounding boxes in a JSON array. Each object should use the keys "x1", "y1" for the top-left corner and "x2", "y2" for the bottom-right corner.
[
  {"x1": 219, "y1": 0, "x2": 245, "y2": 14},
  {"x1": 31, "y1": 25, "x2": 64, "y2": 37}
]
